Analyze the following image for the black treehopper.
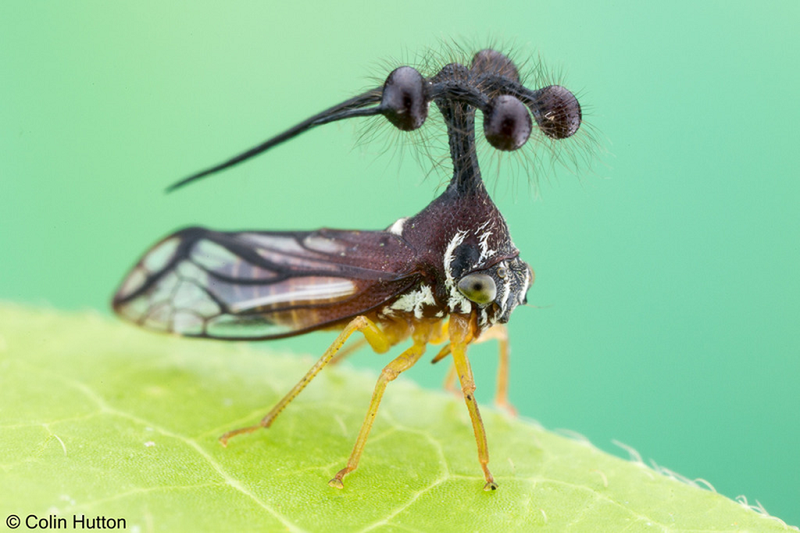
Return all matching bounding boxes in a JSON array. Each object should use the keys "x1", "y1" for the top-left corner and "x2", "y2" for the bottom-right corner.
[{"x1": 113, "y1": 47, "x2": 583, "y2": 490}]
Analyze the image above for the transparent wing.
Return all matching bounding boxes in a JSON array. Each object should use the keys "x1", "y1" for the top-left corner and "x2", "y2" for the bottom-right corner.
[{"x1": 112, "y1": 226, "x2": 421, "y2": 339}]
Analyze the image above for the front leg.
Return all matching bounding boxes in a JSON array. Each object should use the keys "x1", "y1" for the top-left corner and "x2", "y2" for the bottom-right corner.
[
  {"x1": 449, "y1": 314, "x2": 497, "y2": 491},
  {"x1": 436, "y1": 323, "x2": 517, "y2": 416}
]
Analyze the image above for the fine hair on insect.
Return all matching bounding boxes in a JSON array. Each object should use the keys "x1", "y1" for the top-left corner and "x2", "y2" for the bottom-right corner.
[
  {"x1": 113, "y1": 43, "x2": 589, "y2": 491},
  {"x1": 354, "y1": 39, "x2": 600, "y2": 199}
]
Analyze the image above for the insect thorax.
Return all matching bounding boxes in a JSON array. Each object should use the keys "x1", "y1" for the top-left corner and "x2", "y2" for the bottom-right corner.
[{"x1": 378, "y1": 184, "x2": 532, "y2": 335}]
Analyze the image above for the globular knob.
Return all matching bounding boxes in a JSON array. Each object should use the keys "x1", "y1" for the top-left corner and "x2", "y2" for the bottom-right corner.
[
  {"x1": 483, "y1": 95, "x2": 532, "y2": 151},
  {"x1": 531, "y1": 85, "x2": 582, "y2": 139},
  {"x1": 471, "y1": 49, "x2": 520, "y2": 81},
  {"x1": 381, "y1": 66, "x2": 428, "y2": 131}
]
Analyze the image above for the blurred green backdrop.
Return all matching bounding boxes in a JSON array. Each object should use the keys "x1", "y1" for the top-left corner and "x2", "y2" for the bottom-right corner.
[{"x1": 2, "y1": 0, "x2": 798, "y2": 526}]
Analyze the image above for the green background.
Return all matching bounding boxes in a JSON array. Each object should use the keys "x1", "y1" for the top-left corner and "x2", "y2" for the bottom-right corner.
[{"x1": 2, "y1": 0, "x2": 798, "y2": 527}]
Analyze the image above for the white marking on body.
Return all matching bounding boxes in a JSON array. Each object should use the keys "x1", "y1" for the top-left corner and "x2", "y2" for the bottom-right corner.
[
  {"x1": 390, "y1": 285, "x2": 436, "y2": 319},
  {"x1": 387, "y1": 217, "x2": 408, "y2": 236},
  {"x1": 443, "y1": 230, "x2": 472, "y2": 314},
  {"x1": 478, "y1": 229, "x2": 496, "y2": 262},
  {"x1": 499, "y1": 262, "x2": 512, "y2": 314},
  {"x1": 519, "y1": 267, "x2": 532, "y2": 304},
  {"x1": 479, "y1": 308, "x2": 488, "y2": 328}
]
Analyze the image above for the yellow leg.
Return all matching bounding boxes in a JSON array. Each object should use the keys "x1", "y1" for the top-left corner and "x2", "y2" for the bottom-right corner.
[
  {"x1": 219, "y1": 315, "x2": 392, "y2": 446},
  {"x1": 438, "y1": 324, "x2": 515, "y2": 415},
  {"x1": 329, "y1": 322, "x2": 438, "y2": 489},
  {"x1": 494, "y1": 333, "x2": 515, "y2": 415},
  {"x1": 442, "y1": 355, "x2": 461, "y2": 397},
  {"x1": 432, "y1": 343, "x2": 451, "y2": 364},
  {"x1": 330, "y1": 317, "x2": 413, "y2": 366},
  {"x1": 329, "y1": 337, "x2": 367, "y2": 365},
  {"x1": 449, "y1": 314, "x2": 497, "y2": 491},
  {"x1": 478, "y1": 325, "x2": 515, "y2": 416}
]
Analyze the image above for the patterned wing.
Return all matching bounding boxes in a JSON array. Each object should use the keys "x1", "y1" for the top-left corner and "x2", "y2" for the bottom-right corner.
[{"x1": 112, "y1": 226, "x2": 421, "y2": 339}]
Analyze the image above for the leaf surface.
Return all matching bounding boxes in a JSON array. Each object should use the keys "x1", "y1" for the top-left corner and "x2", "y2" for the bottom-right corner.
[{"x1": 0, "y1": 304, "x2": 792, "y2": 532}]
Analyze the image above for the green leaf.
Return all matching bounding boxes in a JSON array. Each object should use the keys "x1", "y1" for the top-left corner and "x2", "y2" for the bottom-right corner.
[{"x1": 0, "y1": 304, "x2": 793, "y2": 532}]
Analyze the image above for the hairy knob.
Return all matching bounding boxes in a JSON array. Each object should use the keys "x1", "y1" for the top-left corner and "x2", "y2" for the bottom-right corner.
[
  {"x1": 531, "y1": 85, "x2": 582, "y2": 139},
  {"x1": 381, "y1": 66, "x2": 428, "y2": 131},
  {"x1": 471, "y1": 49, "x2": 520, "y2": 81},
  {"x1": 483, "y1": 95, "x2": 532, "y2": 151}
]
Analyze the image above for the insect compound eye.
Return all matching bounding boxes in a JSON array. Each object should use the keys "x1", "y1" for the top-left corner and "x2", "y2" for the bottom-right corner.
[
  {"x1": 530, "y1": 85, "x2": 582, "y2": 140},
  {"x1": 381, "y1": 66, "x2": 428, "y2": 131},
  {"x1": 457, "y1": 273, "x2": 497, "y2": 305},
  {"x1": 483, "y1": 95, "x2": 532, "y2": 151},
  {"x1": 470, "y1": 49, "x2": 520, "y2": 81}
]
